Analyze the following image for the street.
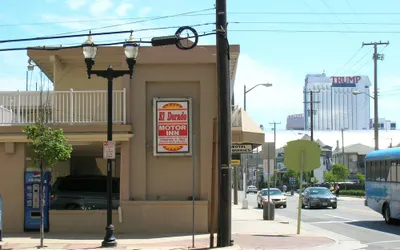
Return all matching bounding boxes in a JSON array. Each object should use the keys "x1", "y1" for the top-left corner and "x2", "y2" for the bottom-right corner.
[{"x1": 237, "y1": 191, "x2": 400, "y2": 250}]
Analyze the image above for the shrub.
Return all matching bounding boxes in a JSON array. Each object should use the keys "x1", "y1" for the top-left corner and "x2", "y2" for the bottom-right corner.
[{"x1": 340, "y1": 189, "x2": 365, "y2": 196}]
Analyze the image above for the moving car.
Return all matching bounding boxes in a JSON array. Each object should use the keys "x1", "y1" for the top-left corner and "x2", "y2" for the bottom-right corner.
[
  {"x1": 301, "y1": 187, "x2": 337, "y2": 209},
  {"x1": 257, "y1": 188, "x2": 287, "y2": 208},
  {"x1": 246, "y1": 185, "x2": 258, "y2": 194}
]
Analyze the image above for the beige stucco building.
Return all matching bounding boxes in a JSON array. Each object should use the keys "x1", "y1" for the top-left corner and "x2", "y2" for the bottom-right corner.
[{"x1": 0, "y1": 42, "x2": 264, "y2": 235}]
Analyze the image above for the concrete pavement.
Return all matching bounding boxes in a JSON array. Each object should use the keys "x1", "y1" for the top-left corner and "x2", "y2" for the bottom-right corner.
[
  {"x1": 1, "y1": 191, "x2": 377, "y2": 250},
  {"x1": 242, "y1": 191, "x2": 400, "y2": 250}
]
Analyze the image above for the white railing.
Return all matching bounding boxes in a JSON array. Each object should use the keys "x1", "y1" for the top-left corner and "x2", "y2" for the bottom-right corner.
[{"x1": 0, "y1": 88, "x2": 127, "y2": 125}]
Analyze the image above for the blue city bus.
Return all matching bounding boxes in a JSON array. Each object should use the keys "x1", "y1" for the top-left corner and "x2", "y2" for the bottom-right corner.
[{"x1": 365, "y1": 148, "x2": 400, "y2": 224}]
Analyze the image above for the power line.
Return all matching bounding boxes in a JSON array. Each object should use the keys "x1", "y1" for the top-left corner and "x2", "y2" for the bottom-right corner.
[
  {"x1": 229, "y1": 29, "x2": 400, "y2": 34},
  {"x1": 230, "y1": 21, "x2": 400, "y2": 26},
  {"x1": 0, "y1": 22, "x2": 214, "y2": 45},
  {"x1": 1, "y1": 10, "x2": 398, "y2": 29},
  {"x1": 52, "y1": 7, "x2": 215, "y2": 36},
  {"x1": 227, "y1": 11, "x2": 400, "y2": 15},
  {"x1": 332, "y1": 47, "x2": 363, "y2": 75},
  {"x1": 0, "y1": 32, "x2": 217, "y2": 52},
  {"x1": 0, "y1": 9, "x2": 216, "y2": 28}
]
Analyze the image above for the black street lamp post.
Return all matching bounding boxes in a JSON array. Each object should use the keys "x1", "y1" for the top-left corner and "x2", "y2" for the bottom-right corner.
[{"x1": 82, "y1": 35, "x2": 139, "y2": 247}]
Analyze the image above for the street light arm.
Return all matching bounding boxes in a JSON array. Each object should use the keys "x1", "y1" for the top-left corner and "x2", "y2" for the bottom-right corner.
[
  {"x1": 353, "y1": 91, "x2": 375, "y2": 100},
  {"x1": 91, "y1": 69, "x2": 131, "y2": 79},
  {"x1": 245, "y1": 83, "x2": 271, "y2": 94}
]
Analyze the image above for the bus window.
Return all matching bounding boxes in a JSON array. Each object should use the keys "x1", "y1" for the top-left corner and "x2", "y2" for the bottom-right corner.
[
  {"x1": 373, "y1": 161, "x2": 380, "y2": 182},
  {"x1": 388, "y1": 161, "x2": 397, "y2": 182},
  {"x1": 382, "y1": 161, "x2": 390, "y2": 182},
  {"x1": 366, "y1": 161, "x2": 373, "y2": 181},
  {"x1": 396, "y1": 161, "x2": 400, "y2": 183}
]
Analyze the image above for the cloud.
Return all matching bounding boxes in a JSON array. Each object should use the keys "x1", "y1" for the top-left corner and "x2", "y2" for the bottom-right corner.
[
  {"x1": 89, "y1": 0, "x2": 113, "y2": 16},
  {"x1": 115, "y1": 3, "x2": 133, "y2": 17},
  {"x1": 66, "y1": 0, "x2": 86, "y2": 10},
  {"x1": 234, "y1": 54, "x2": 303, "y2": 128},
  {"x1": 138, "y1": 7, "x2": 151, "y2": 17}
]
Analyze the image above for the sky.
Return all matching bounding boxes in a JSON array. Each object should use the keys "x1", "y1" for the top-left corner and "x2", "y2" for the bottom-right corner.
[{"x1": 1, "y1": 0, "x2": 400, "y2": 131}]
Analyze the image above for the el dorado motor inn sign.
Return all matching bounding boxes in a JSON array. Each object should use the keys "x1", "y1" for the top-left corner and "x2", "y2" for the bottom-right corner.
[{"x1": 153, "y1": 98, "x2": 192, "y2": 156}]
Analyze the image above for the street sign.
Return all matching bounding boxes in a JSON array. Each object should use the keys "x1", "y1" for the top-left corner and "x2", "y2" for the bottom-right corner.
[
  {"x1": 289, "y1": 177, "x2": 296, "y2": 184},
  {"x1": 283, "y1": 140, "x2": 321, "y2": 172},
  {"x1": 103, "y1": 141, "x2": 116, "y2": 159},
  {"x1": 231, "y1": 144, "x2": 252, "y2": 154},
  {"x1": 231, "y1": 160, "x2": 241, "y2": 166},
  {"x1": 283, "y1": 140, "x2": 320, "y2": 235}
]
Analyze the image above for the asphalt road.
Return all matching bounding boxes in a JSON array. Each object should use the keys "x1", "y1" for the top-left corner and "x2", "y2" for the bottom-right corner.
[{"x1": 237, "y1": 191, "x2": 400, "y2": 250}]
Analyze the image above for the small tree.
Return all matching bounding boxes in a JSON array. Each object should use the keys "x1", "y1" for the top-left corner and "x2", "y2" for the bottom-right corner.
[
  {"x1": 331, "y1": 164, "x2": 350, "y2": 181},
  {"x1": 23, "y1": 88, "x2": 72, "y2": 248},
  {"x1": 323, "y1": 170, "x2": 337, "y2": 183},
  {"x1": 356, "y1": 173, "x2": 365, "y2": 184},
  {"x1": 323, "y1": 164, "x2": 350, "y2": 183}
]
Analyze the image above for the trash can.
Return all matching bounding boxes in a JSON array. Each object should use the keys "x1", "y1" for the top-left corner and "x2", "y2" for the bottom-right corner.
[{"x1": 263, "y1": 200, "x2": 275, "y2": 220}]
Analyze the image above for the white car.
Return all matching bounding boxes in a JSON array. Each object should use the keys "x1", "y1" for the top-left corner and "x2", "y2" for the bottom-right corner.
[
  {"x1": 257, "y1": 188, "x2": 287, "y2": 208},
  {"x1": 246, "y1": 185, "x2": 258, "y2": 194}
]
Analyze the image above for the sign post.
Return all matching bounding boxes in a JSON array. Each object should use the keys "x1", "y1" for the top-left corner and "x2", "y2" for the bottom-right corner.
[
  {"x1": 103, "y1": 141, "x2": 116, "y2": 159},
  {"x1": 284, "y1": 140, "x2": 321, "y2": 235}
]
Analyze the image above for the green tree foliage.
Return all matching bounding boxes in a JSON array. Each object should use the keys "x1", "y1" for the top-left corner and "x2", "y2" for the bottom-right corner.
[
  {"x1": 356, "y1": 173, "x2": 365, "y2": 184},
  {"x1": 24, "y1": 122, "x2": 72, "y2": 166},
  {"x1": 323, "y1": 164, "x2": 350, "y2": 183}
]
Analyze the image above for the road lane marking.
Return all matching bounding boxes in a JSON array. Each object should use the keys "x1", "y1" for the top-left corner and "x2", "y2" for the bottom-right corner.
[
  {"x1": 309, "y1": 220, "x2": 356, "y2": 224},
  {"x1": 368, "y1": 240, "x2": 400, "y2": 245},
  {"x1": 341, "y1": 207, "x2": 377, "y2": 214},
  {"x1": 324, "y1": 214, "x2": 356, "y2": 221}
]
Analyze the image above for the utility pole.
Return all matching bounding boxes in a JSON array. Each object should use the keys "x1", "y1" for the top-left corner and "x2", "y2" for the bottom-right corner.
[
  {"x1": 341, "y1": 128, "x2": 345, "y2": 165},
  {"x1": 270, "y1": 122, "x2": 281, "y2": 188},
  {"x1": 362, "y1": 41, "x2": 389, "y2": 150},
  {"x1": 303, "y1": 90, "x2": 320, "y2": 185},
  {"x1": 216, "y1": 0, "x2": 232, "y2": 247}
]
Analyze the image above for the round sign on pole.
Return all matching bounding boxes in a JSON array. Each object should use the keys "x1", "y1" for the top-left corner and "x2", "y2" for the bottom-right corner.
[{"x1": 283, "y1": 140, "x2": 321, "y2": 172}]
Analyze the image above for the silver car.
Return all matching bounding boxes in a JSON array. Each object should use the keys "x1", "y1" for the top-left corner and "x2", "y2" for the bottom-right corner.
[{"x1": 257, "y1": 188, "x2": 287, "y2": 208}]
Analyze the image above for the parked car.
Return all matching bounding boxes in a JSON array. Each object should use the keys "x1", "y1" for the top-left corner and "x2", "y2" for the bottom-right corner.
[
  {"x1": 246, "y1": 185, "x2": 258, "y2": 194},
  {"x1": 301, "y1": 187, "x2": 337, "y2": 209},
  {"x1": 257, "y1": 188, "x2": 287, "y2": 208},
  {"x1": 50, "y1": 175, "x2": 120, "y2": 210}
]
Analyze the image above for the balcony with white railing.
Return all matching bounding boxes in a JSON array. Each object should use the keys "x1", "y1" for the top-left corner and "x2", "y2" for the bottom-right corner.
[{"x1": 0, "y1": 88, "x2": 127, "y2": 125}]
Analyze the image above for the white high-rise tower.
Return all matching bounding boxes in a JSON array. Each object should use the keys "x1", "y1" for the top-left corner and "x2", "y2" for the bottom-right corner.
[{"x1": 304, "y1": 73, "x2": 371, "y2": 131}]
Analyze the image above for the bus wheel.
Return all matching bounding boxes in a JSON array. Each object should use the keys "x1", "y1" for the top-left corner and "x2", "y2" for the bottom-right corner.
[{"x1": 383, "y1": 204, "x2": 394, "y2": 225}]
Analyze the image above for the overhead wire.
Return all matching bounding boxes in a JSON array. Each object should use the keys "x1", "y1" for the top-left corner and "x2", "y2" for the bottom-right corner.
[
  {"x1": 228, "y1": 29, "x2": 400, "y2": 34},
  {"x1": 0, "y1": 32, "x2": 217, "y2": 52},
  {"x1": 0, "y1": 8, "x2": 215, "y2": 29},
  {"x1": 52, "y1": 7, "x2": 215, "y2": 36},
  {"x1": 332, "y1": 47, "x2": 363, "y2": 75},
  {"x1": 0, "y1": 22, "x2": 214, "y2": 45},
  {"x1": 229, "y1": 21, "x2": 400, "y2": 26}
]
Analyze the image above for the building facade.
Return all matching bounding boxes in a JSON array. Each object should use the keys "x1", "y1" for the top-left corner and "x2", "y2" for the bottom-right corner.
[
  {"x1": 286, "y1": 113, "x2": 305, "y2": 130},
  {"x1": 304, "y1": 73, "x2": 371, "y2": 131},
  {"x1": 370, "y1": 118, "x2": 397, "y2": 130},
  {"x1": 0, "y1": 44, "x2": 241, "y2": 234}
]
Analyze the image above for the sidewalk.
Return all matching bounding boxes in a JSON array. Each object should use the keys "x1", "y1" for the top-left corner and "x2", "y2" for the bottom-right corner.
[
  {"x1": 0, "y1": 201, "x2": 365, "y2": 250},
  {"x1": 1, "y1": 233, "x2": 236, "y2": 250},
  {"x1": 231, "y1": 204, "x2": 336, "y2": 249}
]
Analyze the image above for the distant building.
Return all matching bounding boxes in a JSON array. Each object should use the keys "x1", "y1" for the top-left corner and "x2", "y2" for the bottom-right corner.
[
  {"x1": 286, "y1": 113, "x2": 305, "y2": 130},
  {"x1": 370, "y1": 118, "x2": 396, "y2": 130},
  {"x1": 304, "y1": 73, "x2": 371, "y2": 131},
  {"x1": 332, "y1": 142, "x2": 374, "y2": 181}
]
